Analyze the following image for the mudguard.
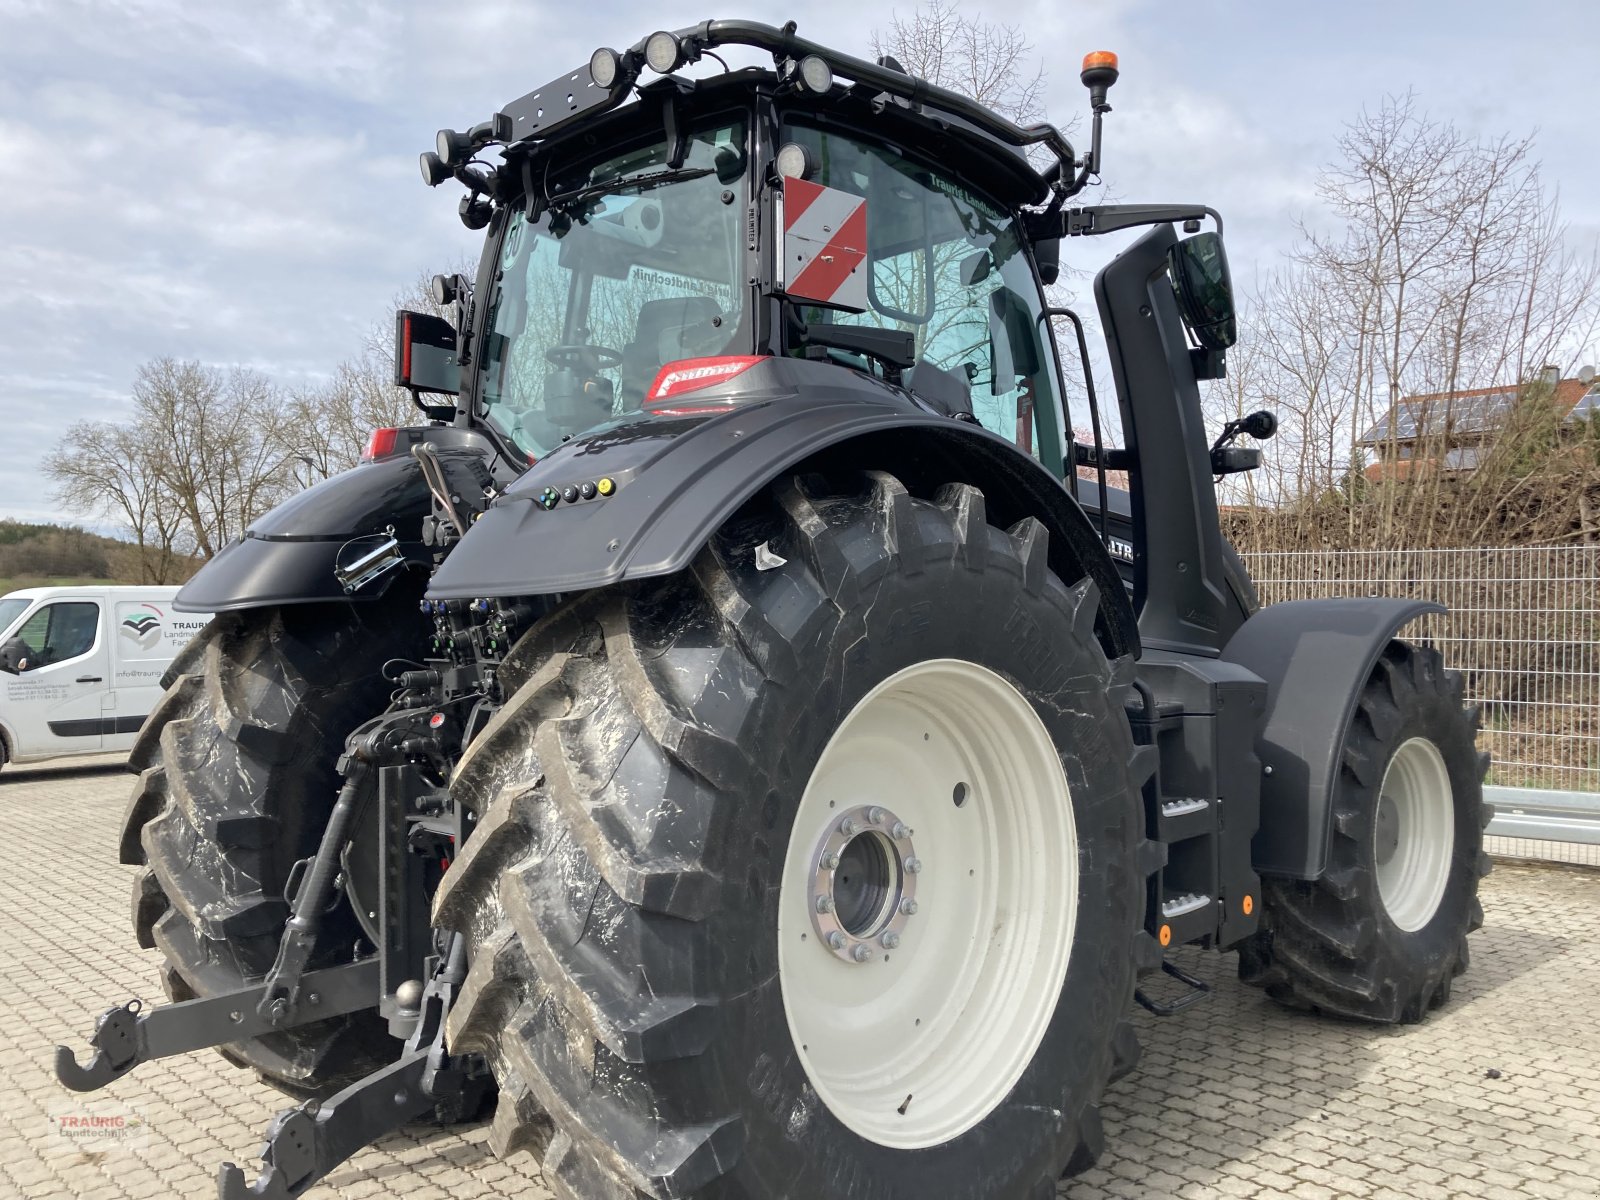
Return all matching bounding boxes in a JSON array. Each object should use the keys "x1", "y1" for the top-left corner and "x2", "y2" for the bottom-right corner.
[
  {"x1": 427, "y1": 358, "x2": 1138, "y2": 659},
  {"x1": 1221, "y1": 597, "x2": 1444, "y2": 880},
  {"x1": 173, "y1": 429, "x2": 501, "y2": 614}
]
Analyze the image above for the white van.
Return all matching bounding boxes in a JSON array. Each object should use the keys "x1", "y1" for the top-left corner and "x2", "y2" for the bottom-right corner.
[{"x1": 0, "y1": 586, "x2": 214, "y2": 769}]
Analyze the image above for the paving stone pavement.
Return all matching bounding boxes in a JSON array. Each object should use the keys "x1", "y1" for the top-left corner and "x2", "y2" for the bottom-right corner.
[{"x1": 3, "y1": 756, "x2": 1597, "y2": 1200}]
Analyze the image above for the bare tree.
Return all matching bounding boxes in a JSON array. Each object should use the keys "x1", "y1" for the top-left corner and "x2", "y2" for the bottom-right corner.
[
  {"x1": 871, "y1": 1, "x2": 1046, "y2": 124},
  {"x1": 44, "y1": 420, "x2": 189, "y2": 582},
  {"x1": 1229, "y1": 93, "x2": 1600, "y2": 550},
  {"x1": 48, "y1": 358, "x2": 293, "y2": 563}
]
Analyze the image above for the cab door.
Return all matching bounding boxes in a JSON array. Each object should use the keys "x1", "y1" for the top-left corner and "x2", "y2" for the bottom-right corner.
[{"x1": 0, "y1": 599, "x2": 108, "y2": 758}]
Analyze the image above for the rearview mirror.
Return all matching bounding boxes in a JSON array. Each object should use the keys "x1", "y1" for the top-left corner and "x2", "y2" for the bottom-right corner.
[
  {"x1": 1169, "y1": 231, "x2": 1238, "y2": 351},
  {"x1": 394, "y1": 310, "x2": 461, "y2": 396}
]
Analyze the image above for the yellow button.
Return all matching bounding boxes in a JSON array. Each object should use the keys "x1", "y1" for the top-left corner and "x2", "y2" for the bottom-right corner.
[{"x1": 597, "y1": 477, "x2": 615, "y2": 496}]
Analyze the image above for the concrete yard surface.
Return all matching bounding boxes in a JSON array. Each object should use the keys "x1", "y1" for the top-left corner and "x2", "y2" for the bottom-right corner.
[{"x1": 3, "y1": 757, "x2": 1597, "y2": 1199}]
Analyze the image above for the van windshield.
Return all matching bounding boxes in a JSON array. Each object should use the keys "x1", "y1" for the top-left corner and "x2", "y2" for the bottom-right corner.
[{"x1": 0, "y1": 598, "x2": 28, "y2": 638}]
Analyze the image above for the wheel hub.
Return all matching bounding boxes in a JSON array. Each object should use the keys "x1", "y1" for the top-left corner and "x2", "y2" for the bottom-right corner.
[{"x1": 808, "y1": 805, "x2": 919, "y2": 963}]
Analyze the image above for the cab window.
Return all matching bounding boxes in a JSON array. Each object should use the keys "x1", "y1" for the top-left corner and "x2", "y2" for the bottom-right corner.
[
  {"x1": 7, "y1": 601, "x2": 99, "y2": 670},
  {"x1": 779, "y1": 123, "x2": 1064, "y2": 473}
]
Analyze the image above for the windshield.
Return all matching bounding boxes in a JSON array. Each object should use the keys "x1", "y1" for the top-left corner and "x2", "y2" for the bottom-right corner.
[
  {"x1": 782, "y1": 123, "x2": 1064, "y2": 474},
  {"x1": 478, "y1": 117, "x2": 750, "y2": 457},
  {"x1": 0, "y1": 598, "x2": 29, "y2": 638}
]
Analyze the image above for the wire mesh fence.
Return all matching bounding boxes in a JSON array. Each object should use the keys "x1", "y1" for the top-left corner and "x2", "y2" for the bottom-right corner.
[{"x1": 1243, "y1": 545, "x2": 1600, "y2": 795}]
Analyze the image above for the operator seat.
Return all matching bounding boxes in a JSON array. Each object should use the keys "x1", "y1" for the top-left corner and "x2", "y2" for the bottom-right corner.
[{"x1": 618, "y1": 296, "x2": 725, "y2": 410}]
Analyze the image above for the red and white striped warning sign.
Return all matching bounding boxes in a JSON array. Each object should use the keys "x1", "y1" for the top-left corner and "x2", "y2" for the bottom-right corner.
[{"x1": 782, "y1": 177, "x2": 868, "y2": 311}]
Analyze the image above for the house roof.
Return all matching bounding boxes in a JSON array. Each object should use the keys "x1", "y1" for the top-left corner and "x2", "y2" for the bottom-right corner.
[{"x1": 1357, "y1": 378, "x2": 1595, "y2": 445}]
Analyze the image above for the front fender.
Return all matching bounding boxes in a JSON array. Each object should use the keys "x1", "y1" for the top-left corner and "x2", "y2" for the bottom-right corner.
[
  {"x1": 1221, "y1": 597, "x2": 1444, "y2": 879},
  {"x1": 427, "y1": 359, "x2": 1137, "y2": 658}
]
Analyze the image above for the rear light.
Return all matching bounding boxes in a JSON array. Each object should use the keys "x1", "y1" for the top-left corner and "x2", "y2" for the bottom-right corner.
[
  {"x1": 362, "y1": 427, "x2": 402, "y2": 461},
  {"x1": 644, "y1": 355, "x2": 768, "y2": 415}
]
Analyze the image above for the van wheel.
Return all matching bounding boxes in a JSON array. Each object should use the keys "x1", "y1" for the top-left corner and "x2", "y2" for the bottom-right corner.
[{"x1": 119, "y1": 594, "x2": 418, "y2": 1095}]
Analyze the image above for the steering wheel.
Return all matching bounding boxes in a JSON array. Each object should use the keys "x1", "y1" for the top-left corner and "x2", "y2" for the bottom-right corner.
[{"x1": 545, "y1": 343, "x2": 622, "y2": 370}]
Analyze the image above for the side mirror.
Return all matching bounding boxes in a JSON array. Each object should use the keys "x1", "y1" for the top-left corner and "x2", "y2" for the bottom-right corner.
[
  {"x1": 394, "y1": 310, "x2": 461, "y2": 397},
  {"x1": 1034, "y1": 238, "x2": 1061, "y2": 286},
  {"x1": 0, "y1": 636, "x2": 28, "y2": 674},
  {"x1": 1169, "y1": 231, "x2": 1238, "y2": 351}
]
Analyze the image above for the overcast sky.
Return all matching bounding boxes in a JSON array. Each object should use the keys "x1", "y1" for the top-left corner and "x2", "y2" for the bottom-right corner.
[{"x1": 2, "y1": 0, "x2": 1596, "y2": 528}]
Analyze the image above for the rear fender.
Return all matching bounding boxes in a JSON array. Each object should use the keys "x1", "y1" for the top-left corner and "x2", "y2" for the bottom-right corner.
[
  {"x1": 1221, "y1": 598, "x2": 1444, "y2": 879},
  {"x1": 426, "y1": 360, "x2": 1137, "y2": 659},
  {"x1": 174, "y1": 428, "x2": 499, "y2": 614}
]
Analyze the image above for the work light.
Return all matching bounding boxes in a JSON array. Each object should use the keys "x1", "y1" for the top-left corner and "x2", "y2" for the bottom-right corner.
[
  {"x1": 644, "y1": 31, "x2": 683, "y2": 74},
  {"x1": 589, "y1": 46, "x2": 623, "y2": 89},
  {"x1": 798, "y1": 55, "x2": 833, "y2": 94},
  {"x1": 419, "y1": 151, "x2": 449, "y2": 187}
]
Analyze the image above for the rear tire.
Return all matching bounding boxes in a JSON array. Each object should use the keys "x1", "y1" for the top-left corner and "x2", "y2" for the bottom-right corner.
[
  {"x1": 1240, "y1": 641, "x2": 1489, "y2": 1022},
  {"x1": 436, "y1": 472, "x2": 1153, "y2": 1197},
  {"x1": 120, "y1": 595, "x2": 418, "y2": 1094}
]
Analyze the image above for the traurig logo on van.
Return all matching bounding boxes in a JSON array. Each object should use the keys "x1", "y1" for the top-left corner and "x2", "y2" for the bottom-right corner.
[{"x1": 119, "y1": 605, "x2": 163, "y2": 650}]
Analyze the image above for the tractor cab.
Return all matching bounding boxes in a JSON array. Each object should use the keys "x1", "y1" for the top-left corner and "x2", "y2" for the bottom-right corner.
[{"x1": 403, "y1": 59, "x2": 1068, "y2": 470}]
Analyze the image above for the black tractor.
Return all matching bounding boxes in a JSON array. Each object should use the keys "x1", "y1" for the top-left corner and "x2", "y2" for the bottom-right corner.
[{"x1": 59, "y1": 20, "x2": 1487, "y2": 1200}]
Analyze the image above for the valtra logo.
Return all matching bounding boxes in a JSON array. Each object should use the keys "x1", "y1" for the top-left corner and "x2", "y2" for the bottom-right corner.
[{"x1": 120, "y1": 604, "x2": 163, "y2": 650}]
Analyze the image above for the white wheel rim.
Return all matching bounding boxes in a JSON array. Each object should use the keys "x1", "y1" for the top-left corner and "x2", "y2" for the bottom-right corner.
[
  {"x1": 778, "y1": 659, "x2": 1077, "y2": 1149},
  {"x1": 1373, "y1": 736, "x2": 1454, "y2": 932}
]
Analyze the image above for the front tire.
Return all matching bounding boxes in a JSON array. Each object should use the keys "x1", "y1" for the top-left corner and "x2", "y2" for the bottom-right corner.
[
  {"x1": 1240, "y1": 641, "x2": 1490, "y2": 1022},
  {"x1": 436, "y1": 472, "x2": 1151, "y2": 1198}
]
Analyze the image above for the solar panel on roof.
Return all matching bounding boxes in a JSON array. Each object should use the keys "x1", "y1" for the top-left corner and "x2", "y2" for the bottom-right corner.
[{"x1": 1566, "y1": 387, "x2": 1600, "y2": 424}]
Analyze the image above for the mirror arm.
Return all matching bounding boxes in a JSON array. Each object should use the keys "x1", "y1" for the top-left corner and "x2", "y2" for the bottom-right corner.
[{"x1": 1045, "y1": 203, "x2": 1225, "y2": 239}]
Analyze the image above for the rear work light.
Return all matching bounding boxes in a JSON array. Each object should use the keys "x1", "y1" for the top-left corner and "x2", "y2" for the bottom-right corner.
[
  {"x1": 644, "y1": 356, "x2": 768, "y2": 415},
  {"x1": 362, "y1": 427, "x2": 402, "y2": 461}
]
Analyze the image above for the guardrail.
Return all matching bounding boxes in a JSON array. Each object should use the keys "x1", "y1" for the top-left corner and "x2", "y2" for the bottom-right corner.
[{"x1": 1484, "y1": 786, "x2": 1600, "y2": 846}]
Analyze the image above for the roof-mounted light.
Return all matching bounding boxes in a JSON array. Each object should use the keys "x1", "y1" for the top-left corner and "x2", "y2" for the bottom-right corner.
[
  {"x1": 589, "y1": 46, "x2": 624, "y2": 89},
  {"x1": 419, "y1": 151, "x2": 450, "y2": 187},
  {"x1": 1080, "y1": 50, "x2": 1120, "y2": 110},
  {"x1": 435, "y1": 127, "x2": 472, "y2": 168},
  {"x1": 797, "y1": 54, "x2": 833, "y2": 94},
  {"x1": 644, "y1": 30, "x2": 684, "y2": 74}
]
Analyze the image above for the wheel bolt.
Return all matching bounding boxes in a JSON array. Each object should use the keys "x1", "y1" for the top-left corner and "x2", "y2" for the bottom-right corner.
[
  {"x1": 852, "y1": 944, "x2": 874, "y2": 962},
  {"x1": 891, "y1": 822, "x2": 910, "y2": 840},
  {"x1": 823, "y1": 852, "x2": 841, "y2": 870},
  {"x1": 827, "y1": 931, "x2": 846, "y2": 950},
  {"x1": 815, "y1": 895, "x2": 834, "y2": 914},
  {"x1": 905, "y1": 857, "x2": 922, "y2": 874},
  {"x1": 866, "y1": 806, "x2": 886, "y2": 825},
  {"x1": 839, "y1": 818, "x2": 858, "y2": 836},
  {"x1": 880, "y1": 931, "x2": 901, "y2": 950},
  {"x1": 900, "y1": 898, "x2": 918, "y2": 916}
]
